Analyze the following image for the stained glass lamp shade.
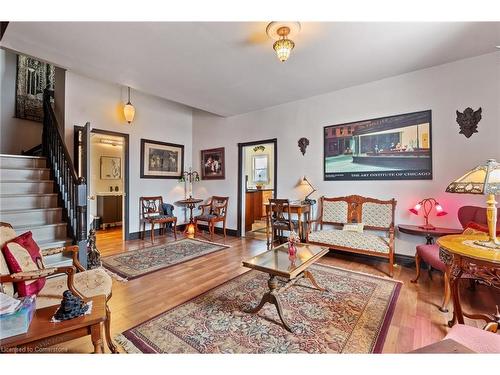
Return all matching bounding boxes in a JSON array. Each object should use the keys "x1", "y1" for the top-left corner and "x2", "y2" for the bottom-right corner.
[{"x1": 446, "y1": 159, "x2": 500, "y2": 249}]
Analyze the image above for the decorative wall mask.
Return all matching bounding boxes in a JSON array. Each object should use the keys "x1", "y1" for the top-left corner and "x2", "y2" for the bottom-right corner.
[
  {"x1": 298, "y1": 137, "x2": 309, "y2": 155},
  {"x1": 456, "y1": 107, "x2": 482, "y2": 138}
]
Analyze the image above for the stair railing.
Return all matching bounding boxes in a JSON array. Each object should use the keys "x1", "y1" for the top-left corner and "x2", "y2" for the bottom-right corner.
[{"x1": 42, "y1": 89, "x2": 88, "y2": 267}]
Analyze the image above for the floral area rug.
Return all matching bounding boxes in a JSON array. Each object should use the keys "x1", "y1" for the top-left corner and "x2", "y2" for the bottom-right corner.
[
  {"x1": 101, "y1": 238, "x2": 229, "y2": 280},
  {"x1": 115, "y1": 264, "x2": 401, "y2": 353}
]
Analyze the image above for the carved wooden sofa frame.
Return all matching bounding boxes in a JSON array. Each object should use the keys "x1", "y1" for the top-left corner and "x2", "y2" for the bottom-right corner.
[
  {"x1": 0, "y1": 222, "x2": 117, "y2": 353},
  {"x1": 306, "y1": 195, "x2": 397, "y2": 277}
]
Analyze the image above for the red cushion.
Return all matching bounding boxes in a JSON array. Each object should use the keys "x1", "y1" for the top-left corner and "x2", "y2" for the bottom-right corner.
[
  {"x1": 1, "y1": 231, "x2": 46, "y2": 296},
  {"x1": 463, "y1": 221, "x2": 500, "y2": 235},
  {"x1": 416, "y1": 244, "x2": 446, "y2": 272}
]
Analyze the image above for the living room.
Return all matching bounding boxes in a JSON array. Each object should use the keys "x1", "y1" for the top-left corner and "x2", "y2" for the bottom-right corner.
[{"x1": 1, "y1": 0, "x2": 499, "y2": 373}]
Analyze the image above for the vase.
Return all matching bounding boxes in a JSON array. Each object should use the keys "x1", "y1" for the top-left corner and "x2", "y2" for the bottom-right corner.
[{"x1": 288, "y1": 242, "x2": 296, "y2": 257}]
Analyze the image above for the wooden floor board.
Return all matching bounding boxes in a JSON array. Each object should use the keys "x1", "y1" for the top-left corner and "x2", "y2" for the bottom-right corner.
[{"x1": 58, "y1": 227, "x2": 499, "y2": 353}]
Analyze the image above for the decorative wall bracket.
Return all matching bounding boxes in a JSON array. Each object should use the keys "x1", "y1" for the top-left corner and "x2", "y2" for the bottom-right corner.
[
  {"x1": 456, "y1": 107, "x2": 482, "y2": 138},
  {"x1": 298, "y1": 137, "x2": 309, "y2": 155}
]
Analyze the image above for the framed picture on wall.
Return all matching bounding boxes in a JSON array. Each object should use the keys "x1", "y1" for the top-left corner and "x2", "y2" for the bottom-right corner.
[
  {"x1": 140, "y1": 139, "x2": 184, "y2": 179},
  {"x1": 201, "y1": 147, "x2": 225, "y2": 180},
  {"x1": 100, "y1": 156, "x2": 121, "y2": 180},
  {"x1": 323, "y1": 110, "x2": 432, "y2": 181}
]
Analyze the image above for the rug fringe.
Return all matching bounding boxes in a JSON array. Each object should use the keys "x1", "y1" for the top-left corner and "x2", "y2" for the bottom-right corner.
[
  {"x1": 102, "y1": 267, "x2": 128, "y2": 282},
  {"x1": 114, "y1": 334, "x2": 142, "y2": 353},
  {"x1": 186, "y1": 236, "x2": 231, "y2": 248},
  {"x1": 314, "y1": 263, "x2": 404, "y2": 284}
]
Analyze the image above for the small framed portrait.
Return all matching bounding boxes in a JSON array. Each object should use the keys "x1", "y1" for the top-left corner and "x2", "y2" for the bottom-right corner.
[
  {"x1": 100, "y1": 156, "x2": 122, "y2": 180},
  {"x1": 201, "y1": 147, "x2": 225, "y2": 180},
  {"x1": 140, "y1": 139, "x2": 184, "y2": 179}
]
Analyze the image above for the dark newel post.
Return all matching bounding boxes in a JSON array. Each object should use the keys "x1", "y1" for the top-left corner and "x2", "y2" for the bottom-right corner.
[{"x1": 76, "y1": 177, "x2": 88, "y2": 268}]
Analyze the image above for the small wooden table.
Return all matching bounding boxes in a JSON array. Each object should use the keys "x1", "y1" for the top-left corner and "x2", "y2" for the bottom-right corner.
[
  {"x1": 437, "y1": 234, "x2": 500, "y2": 328},
  {"x1": 265, "y1": 201, "x2": 311, "y2": 248},
  {"x1": 177, "y1": 197, "x2": 204, "y2": 237},
  {"x1": 398, "y1": 224, "x2": 462, "y2": 244},
  {"x1": 242, "y1": 242, "x2": 329, "y2": 332},
  {"x1": 0, "y1": 295, "x2": 107, "y2": 354}
]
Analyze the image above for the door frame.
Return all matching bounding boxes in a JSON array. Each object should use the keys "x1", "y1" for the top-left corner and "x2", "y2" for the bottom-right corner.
[
  {"x1": 236, "y1": 138, "x2": 277, "y2": 237},
  {"x1": 74, "y1": 126, "x2": 131, "y2": 240}
]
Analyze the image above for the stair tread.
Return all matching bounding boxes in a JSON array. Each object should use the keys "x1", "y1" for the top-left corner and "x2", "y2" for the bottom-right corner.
[
  {"x1": 0, "y1": 180, "x2": 54, "y2": 183},
  {"x1": 0, "y1": 207, "x2": 62, "y2": 214},
  {"x1": 38, "y1": 239, "x2": 73, "y2": 249},
  {"x1": 0, "y1": 167, "x2": 50, "y2": 170},
  {"x1": 0, "y1": 154, "x2": 46, "y2": 159},
  {"x1": 0, "y1": 193, "x2": 58, "y2": 197},
  {"x1": 13, "y1": 222, "x2": 67, "y2": 230}
]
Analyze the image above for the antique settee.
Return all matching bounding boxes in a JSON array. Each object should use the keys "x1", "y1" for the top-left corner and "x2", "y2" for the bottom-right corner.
[{"x1": 306, "y1": 195, "x2": 396, "y2": 277}]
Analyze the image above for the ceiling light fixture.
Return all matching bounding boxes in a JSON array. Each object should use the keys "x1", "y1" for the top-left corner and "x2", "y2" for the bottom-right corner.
[
  {"x1": 123, "y1": 86, "x2": 135, "y2": 124},
  {"x1": 266, "y1": 22, "x2": 301, "y2": 63}
]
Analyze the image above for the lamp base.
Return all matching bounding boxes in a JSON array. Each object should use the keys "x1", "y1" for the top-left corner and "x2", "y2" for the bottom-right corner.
[{"x1": 473, "y1": 239, "x2": 500, "y2": 250}]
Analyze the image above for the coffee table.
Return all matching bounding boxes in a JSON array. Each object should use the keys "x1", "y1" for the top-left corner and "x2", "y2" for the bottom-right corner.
[
  {"x1": 242, "y1": 242, "x2": 329, "y2": 332},
  {"x1": 0, "y1": 295, "x2": 107, "y2": 353}
]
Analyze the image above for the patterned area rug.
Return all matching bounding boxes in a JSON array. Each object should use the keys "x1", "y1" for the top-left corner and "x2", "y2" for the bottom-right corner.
[
  {"x1": 102, "y1": 238, "x2": 229, "y2": 280},
  {"x1": 116, "y1": 264, "x2": 401, "y2": 353}
]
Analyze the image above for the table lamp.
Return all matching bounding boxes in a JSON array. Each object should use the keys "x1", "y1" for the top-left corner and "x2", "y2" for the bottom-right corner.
[
  {"x1": 409, "y1": 198, "x2": 447, "y2": 230},
  {"x1": 445, "y1": 158, "x2": 500, "y2": 249},
  {"x1": 300, "y1": 176, "x2": 316, "y2": 204}
]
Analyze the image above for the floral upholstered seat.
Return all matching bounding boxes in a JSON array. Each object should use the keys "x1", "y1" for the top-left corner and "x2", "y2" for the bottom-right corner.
[{"x1": 308, "y1": 230, "x2": 390, "y2": 253}]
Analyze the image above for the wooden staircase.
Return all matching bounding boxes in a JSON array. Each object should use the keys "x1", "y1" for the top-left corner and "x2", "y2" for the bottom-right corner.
[{"x1": 0, "y1": 154, "x2": 73, "y2": 267}]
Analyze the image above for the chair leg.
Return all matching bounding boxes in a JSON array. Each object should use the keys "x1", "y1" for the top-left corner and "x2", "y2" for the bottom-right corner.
[
  {"x1": 388, "y1": 252, "x2": 394, "y2": 278},
  {"x1": 173, "y1": 219, "x2": 177, "y2": 240},
  {"x1": 440, "y1": 270, "x2": 451, "y2": 313},
  {"x1": 151, "y1": 223, "x2": 155, "y2": 242},
  {"x1": 210, "y1": 221, "x2": 214, "y2": 240},
  {"x1": 104, "y1": 302, "x2": 118, "y2": 353},
  {"x1": 141, "y1": 222, "x2": 145, "y2": 240},
  {"x1": 223, "y1": 220, "x2": 227, "y2": 239},
  {"x1": 411, "y1": 253, "x2": 421, "y2": 283}
]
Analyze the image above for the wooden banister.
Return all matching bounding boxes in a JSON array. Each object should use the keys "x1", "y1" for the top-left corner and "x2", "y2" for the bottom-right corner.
[{"x1": 42, "y1": 89, "x2": 88, "y2": 267}]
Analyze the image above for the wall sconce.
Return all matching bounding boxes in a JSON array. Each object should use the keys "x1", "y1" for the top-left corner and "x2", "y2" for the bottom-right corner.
[
  {"x1": 409, "y1": 197, "x2": 447, "y2": 230},
  {"x1": 123, "y1": 87, "x2": 135, "y2": 124}
]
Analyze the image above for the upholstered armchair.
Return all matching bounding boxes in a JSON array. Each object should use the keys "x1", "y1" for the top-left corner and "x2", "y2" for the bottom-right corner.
[
  {"x1": 194, "y1": 196, "x2": 229, "y2": 240},
  {"x1": 0, "y1": 222, "x2": 117, "y2": 353}
]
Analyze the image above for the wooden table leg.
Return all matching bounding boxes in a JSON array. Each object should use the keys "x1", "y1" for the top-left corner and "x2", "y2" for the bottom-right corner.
[
  {"x1": 244, "y1": 275, "x2": 293, "y2": 332},
  {"x1": 91, "y1": 323, "x2": 104, "y2": 354},
  {"x1": 303, "y1": 270, "x2": 327, "y2": 292},
  {"x1": 448, "y1": 270, "x2": 464, "y2": 327},
  {"x1": 266, "y1": 209, "x2": 271, "y2": 250}
]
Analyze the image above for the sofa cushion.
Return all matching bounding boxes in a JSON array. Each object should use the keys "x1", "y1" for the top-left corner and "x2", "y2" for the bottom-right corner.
[
  {"x1": 343, "y1": 223, "x2": 364, "y2": 233},
  {"x1": 308, "y1": 229, "x2": 390, "y2": 253},
  {"x1": 362, "y1": 202, "x2": 393, "y2": 228},
  {"x1": 0, "y1": 225, "x2": 17, "y2": 296},
  {"x1": 445, "y1": 324, "x2": 500, "y2": 353},
  {"x1": 322, "y1": 200, "x2": 348, "y2": 223},
  {"x1": 2, "y1": 231, "x2": 46, "y2": 297},
  {"x1": 36, "y1": 268, "x2": 112, "y2": 309}
]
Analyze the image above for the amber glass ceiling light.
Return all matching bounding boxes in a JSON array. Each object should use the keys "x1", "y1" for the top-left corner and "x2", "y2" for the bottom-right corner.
[
  {"x1": 123, "y1": 86, "x2": 135, "y2": 124},
  {"x1": 266, "y1": 22, "x2": 301, "y2": 63}
]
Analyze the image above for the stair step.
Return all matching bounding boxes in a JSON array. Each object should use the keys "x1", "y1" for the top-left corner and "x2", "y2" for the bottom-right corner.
[
  {"x1": 13, "y1": 223, "x2": 68, "y2": 243},
  {"x1": 0, "y1": 180, "x2": 54, "y2": 194},
  {"x1": 37, "y1": 237, "x2": 74, "y2": 250},
  {"x1": 0, "y1": 154, "x2": 47, "y2": 169},
  {"x1": 0, "y1": 168, "x2": 51, "y2": 180},
  {"x1": 0, "y1": 193, "x2": 59, "y2": 210},
  {"x1": 44, "y1": 253, "x2": 73, "y2": 269},
  {"x1": 0, "y1": 208, "x2": 63, "y2": 227}
]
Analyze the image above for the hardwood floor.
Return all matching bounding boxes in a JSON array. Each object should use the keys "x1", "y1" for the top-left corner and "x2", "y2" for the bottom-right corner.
[{"x1": 61, "y1": 227, "x2": 498, "y2": 353}]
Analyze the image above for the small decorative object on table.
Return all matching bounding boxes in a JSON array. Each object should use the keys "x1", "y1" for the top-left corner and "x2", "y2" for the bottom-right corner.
[
  {"x1": 0, "y1": 295, "x2": 36, "y2": 339},
  {"x1": 87, "y1": 229, "x2": 102, "y2": 269},
  {"x1": 288, "y1": 231, "x2": 300, "y2": 257},
  {"x1": 53, "y1": 290, "x2": 89, "y2": 322}
]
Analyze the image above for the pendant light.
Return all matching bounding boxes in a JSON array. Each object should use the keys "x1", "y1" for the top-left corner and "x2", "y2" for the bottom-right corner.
[
  {"x1": 123, "y1": 86, "x2": 135, "y2": 124},
  {"x1": 266, "y1": 22, "x2": 301, "y2": 63}
]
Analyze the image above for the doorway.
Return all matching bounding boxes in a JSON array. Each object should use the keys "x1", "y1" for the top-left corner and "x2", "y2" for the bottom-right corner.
[
  {"x1": 74, "y1": 126, "x2": 130, "y2": 243},
  {"x1": 237, "y1": 138, "x2": 277, "y2": 238}
]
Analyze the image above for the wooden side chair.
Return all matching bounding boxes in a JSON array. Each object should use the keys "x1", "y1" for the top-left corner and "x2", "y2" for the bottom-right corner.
[
  {"x1": 140, "y1": 196, "x2": 177, "y2": 242},
  {"x1": 267, "y1": 198, "x2": 295, "y2": 248},
  {"x1": 194, "y1": 196, "x2": 229, "y2": 240}
]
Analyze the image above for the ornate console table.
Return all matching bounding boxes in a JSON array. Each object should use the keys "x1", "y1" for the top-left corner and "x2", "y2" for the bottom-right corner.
[{"x1": 437, "y1": 234, "x2": 500, "y2": 328}]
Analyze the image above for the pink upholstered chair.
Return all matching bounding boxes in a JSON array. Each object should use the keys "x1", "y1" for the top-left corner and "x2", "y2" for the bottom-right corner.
[
  {"x1": 411, "y1": 205, "x2": 500, "y2": 312},
  {"x1": 444, "y1": 324, "x2": 500, "y2": 353}
]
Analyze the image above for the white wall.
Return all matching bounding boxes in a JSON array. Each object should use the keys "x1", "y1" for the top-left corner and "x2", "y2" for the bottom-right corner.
[
  {"x1": 65, "y1": 72, "x2": 193, "y2": 235},
  {"x1": 193, "y1": 52, "x2": 500, "y2": 256},
  {"x1": 0, "y1": 49, "x2": 43, "y2": 154}
]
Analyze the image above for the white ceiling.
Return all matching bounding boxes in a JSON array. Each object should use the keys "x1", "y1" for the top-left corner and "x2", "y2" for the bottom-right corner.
[{"x1": 2, "y1": 22, "x2": 499, "y2": 116}]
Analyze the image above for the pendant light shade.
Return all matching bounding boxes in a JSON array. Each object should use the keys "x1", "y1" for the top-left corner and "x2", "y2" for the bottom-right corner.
[
  {"x1": 124, "y1": 87, "x2": 135, "y2": 124},
  {"x1": 266, "y1": 22, "x2": 300, "y2": 63}
]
